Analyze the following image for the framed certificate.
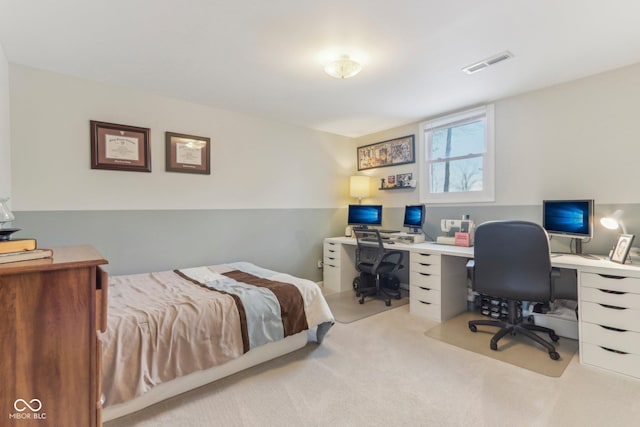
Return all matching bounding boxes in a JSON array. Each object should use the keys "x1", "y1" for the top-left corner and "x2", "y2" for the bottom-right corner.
[
  {"x1": 165, "y1": 132, "x2": 211, "y2": 175},
  {"x1": 90, "y1": 120, "x2": 151, "y2": 172}
]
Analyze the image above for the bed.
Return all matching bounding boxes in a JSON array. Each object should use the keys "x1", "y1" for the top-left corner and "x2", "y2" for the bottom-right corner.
[{"x1": 101, "y1": 261, "x2": 334, "y2": 422}]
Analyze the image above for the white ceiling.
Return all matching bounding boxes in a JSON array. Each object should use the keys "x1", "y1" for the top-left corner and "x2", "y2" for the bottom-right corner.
[{"x1": 1, "y1": 1, "x2": 640, "y2": 138}]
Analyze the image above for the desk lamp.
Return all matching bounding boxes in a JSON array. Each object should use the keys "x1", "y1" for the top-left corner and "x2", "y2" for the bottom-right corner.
[
  {"x1": 350, "y1": 176, "x2": 370, "y2": 204},
  {"x1": 601, "y1": 210, "x2": 627, "y2": 234},
  {"x1": 0, "y1": 197, "x2": 19, "y2": 241}
]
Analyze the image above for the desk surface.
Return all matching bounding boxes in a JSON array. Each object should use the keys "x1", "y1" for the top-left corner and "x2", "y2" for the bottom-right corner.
[{"x1": 326, "y1": 236, "x2": 640, "y2": 278}]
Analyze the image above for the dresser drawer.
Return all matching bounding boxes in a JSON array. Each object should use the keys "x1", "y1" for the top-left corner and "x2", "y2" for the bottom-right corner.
[
  {"x1": 410, "y1": 298, "x2": 441, "y2": 321},
  {"x1": 410, "y1": 284, "x2": 441, "y2": 305},
  {"x1": 323, "y1": 243, "x2": 341, "y2": 260},
  {"x1": 411, "y1": 271, "x2": 441, "y2": 290},
  {"x1": 581, "y1": 301, "x2": 640, "y2": 332},
  {"x1": 323, "y1": 254, "x2": 340, "y2": 267},
  {"x1": 582, "y1": 342, "x2": 640, "y2": 379},
  {"x1": 581, "y1": 322, "x2": 640, "y2": 354},
  {"x1": 581, "y1": 286, "x2": 640, "y2": 310},
  {"x1": 96, "y1": 267, "x2": 108, "y2": 333},
  {"x1": 581, "y1": 272, "x2": 640, "y2": 294},
  {"x1": 410, "y1": 252, "x2": 441, "y2": 266}
]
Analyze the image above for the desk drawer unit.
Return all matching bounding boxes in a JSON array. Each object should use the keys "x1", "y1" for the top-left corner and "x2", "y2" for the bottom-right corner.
[
  {"x1": 579, "y1": 272, "x2": 640, "y2": 379},
  {"x1": 409, "y1": 251, "x2": 468, "y2": 322}
]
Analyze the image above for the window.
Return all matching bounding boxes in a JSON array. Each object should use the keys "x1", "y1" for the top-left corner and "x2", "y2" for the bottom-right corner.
[{"x1": 419, "y1": 104, "x2": 494, "y2": 204}]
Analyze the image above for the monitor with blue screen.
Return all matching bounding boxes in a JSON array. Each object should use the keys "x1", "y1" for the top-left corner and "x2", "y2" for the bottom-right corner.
[
  {"x1": 542, "y1": 199, "x2": 594, "y2": 254},
  {"x1": 348, "y1": 204, "x2": 383, "y2": 228},
  {"x1": 403, "y1": 204, "x2": 425, "y2": 234}
]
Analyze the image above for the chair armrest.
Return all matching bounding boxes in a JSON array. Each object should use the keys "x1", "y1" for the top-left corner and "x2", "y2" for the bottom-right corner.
[
  {"x1": 551, "y1": 267, "x2": 561, "y2": 279},
  {"x1": 466, "y1": 259, "x2": 475, "y2": 269}
]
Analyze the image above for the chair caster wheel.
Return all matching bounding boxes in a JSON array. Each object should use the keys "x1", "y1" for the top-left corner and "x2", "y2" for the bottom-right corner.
[
  {"x1": 395, "y1": 294, "x2": 402, "y2": 300},
  {"x1": 490, "y1": 341, "x2": 498, "y2": 351},
  {"x1": 550, "y1": 334, "x2": 560, "y2": 342},
  {"x1": 469, "y1": 324, "x2": 477, "y2": 332},
  {"x1": 359, "y1": 297, "x2": 365, "y2": 304},
  {"x1": 549, "y1": 351, "x2": 560, "y2": 360},
  {"x1": 385, "y1": 300, "x2": 391, "y2": 307}
]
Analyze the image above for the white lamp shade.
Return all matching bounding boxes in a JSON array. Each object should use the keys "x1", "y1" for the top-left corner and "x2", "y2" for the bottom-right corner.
[
  {"x1": 601, "y1": 209, "x2": 626, "y2": 233},
  {"x1": 350, "y1": 176, "x2": 370, "y2": 199}
]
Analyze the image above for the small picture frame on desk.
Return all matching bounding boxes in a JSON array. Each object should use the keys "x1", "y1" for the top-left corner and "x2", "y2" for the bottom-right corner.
[{"x1": 611, "y1": 233, "x2": 634, "y2": 264}]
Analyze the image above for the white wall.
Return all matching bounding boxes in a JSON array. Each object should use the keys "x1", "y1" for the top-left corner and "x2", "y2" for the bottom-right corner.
[
  {"x1": 0, "y1": 43, "x2": 10, "y2": 200},
  {"x1": 356, "y1": 62, "x2": 640, "y2": 207},
  {"x1": 10, "y1": 65, "x2": 354, "y2": 211}
]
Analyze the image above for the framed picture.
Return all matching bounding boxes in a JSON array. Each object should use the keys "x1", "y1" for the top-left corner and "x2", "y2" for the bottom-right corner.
[
  {"x1": 611, "y1": 233, "x2": 634, "y2": 264},
  {"x1": 165, "y1": 132, "x2": 211, "y2": 175},
  {"x1": 396, "y1": 172, "x2": 413, "y2": 187},
  {"x1": 387, "y1": 175, "x2": 396, "y2": 187},
  {"x1": 90, "y1": 121, "x2": 151, "y2": 172},
  {"x1": 357, "y1": 135, "x2": 415, "y2": 171}
]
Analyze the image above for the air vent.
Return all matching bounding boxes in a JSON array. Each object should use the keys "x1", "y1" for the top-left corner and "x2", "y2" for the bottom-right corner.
[{"x1": 462, "y1": 51, "x2": 513, "y2": 75}]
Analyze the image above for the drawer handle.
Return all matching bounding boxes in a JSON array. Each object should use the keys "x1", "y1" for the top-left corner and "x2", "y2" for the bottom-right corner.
[
  {"x1": 600, "y1": 346, "x2": 628, "y2": 355},
  {"x1": 600, "y1": 325, "x2": 627, "y2": 333},
  {"x1": 598, "y1": 288, "x2": 626, "y2": 295},
  {"x1": 418, "y1": 273, "x2": 431, "y2": 277},
  {"x1": 328, "y1": 249, "x2": 336, "y2": 253},
  {"x1": 597, "y1": 274, "x2": 626, "y2": 280},
  {"x1": 419, "y1": 300, "x2": 432, "y2": 305},
  {"x1": 418, "y1": 253, "x2": 432, "y2": 257},
  {"x1": 326, "y1": 264, "x2": 336, "y2": 268},
  {"x1": 599, "y1": 303, "x2": 626, "y2": 310},
  {"x1": 418, "y1": 286, "x2": 431, "y2": 291}
]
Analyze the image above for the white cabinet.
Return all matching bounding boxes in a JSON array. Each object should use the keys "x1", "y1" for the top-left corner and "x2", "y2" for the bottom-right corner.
[
  {"x1": 322, "y1": 239, "x2": 357, "y2": 294},
  {"x1": 579, "y1": 272, "x2": 640, "y2": 379},
  {"x1": 409, "y1": 251, "x2": 468, "y2": 322}
]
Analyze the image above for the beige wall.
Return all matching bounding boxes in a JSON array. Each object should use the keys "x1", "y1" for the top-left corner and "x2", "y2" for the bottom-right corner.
[
  {"x1": 354, "y1": 62, "x2": 640, "y2": 207},
  {"x1": 0, "y1": 43, "x2": 10, "y2": 200},
  {"x1": 9, "y1": 65, "x2": 354, "y2": 211}
]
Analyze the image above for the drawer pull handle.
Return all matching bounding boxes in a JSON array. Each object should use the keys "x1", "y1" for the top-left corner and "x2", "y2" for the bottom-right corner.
[
  {"x1": 419, "y1": 263, "x2": 432, "y2": 267},
  {"x1": 419, "y1": 273, "x2": 431, "y2": 277},
  {"x1": 600, "y1": 325, "x2": 627, "y2": 333},
  {"x1": 419, "y1": 300, "x2": 432, "y2": 305},
  {"x1": 600, "y1": 346, "x2": 628, "y2": 355},
  {"x1": 419, "y1": 286, "x2": 431, "y2": 291},
  {"x1": 326, "y1": 264, "x2": 336, "y2": 268},
  {"x1": 598, "y1": 288, "x2": 626, "y2": 295},
  {"x1": 597, "y1": 274, "x2": 625, "y2": 280},
  {"x1": 599, "y1": 303, "x2": 626, "y2": 310}
]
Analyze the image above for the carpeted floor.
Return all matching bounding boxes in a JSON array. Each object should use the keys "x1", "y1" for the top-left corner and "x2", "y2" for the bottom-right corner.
[
  {"x1": 323, "y1": 289, "x2": 409, "y2": 323},
  {"x1": 425, "y1": 311, "x2": 578, "y2": 377},
  {"x1": 103, "y1": 305, "x2": 640, "y2": 427}
]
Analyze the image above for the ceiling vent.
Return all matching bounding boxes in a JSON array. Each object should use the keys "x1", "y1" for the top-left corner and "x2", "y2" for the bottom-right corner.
[{"x1": 462, "y1": 51, "x2": 513, "y2": 75}]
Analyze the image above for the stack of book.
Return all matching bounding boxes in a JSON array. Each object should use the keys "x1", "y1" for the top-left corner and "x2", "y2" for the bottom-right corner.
[{"x1": 0, "y1": 238, "x2": 53, "y2": 264}]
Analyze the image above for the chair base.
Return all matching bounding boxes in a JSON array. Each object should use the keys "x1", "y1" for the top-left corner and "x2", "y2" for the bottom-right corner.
[
  {"x1": 353, "y1": 275, "x2": 402, "y2": 307},
  {"x1": 468, "y1": 305, "x2": 561, "y2": 360}
]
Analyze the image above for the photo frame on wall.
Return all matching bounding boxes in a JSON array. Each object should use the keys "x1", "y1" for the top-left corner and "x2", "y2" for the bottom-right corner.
[
  {"x1": 357, "y1": 135, "x2": 415, "y2": 171},
  {"x1": 611, "y1": 233, "x2": 634, "y2": 264},
  {"x1": 90, "y1": 120, "x2": 151, "y2": 172},
  {"x1": 165, "y1": 132, "x2": 211, "y2": 174}
]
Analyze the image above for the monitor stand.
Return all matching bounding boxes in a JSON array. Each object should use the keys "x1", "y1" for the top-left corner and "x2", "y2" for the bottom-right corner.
[
  {"x1": 574, "y1": 238, "x2": 599, "y2": 259},
  {"x1": 407, "y1": 227, "x2": 422, "y2": 235}
]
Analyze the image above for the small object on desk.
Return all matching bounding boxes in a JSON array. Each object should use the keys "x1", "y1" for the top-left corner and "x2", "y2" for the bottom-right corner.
[
  {"x1": 0, "y1": 237, "x2": 37, "y2": 253},
  {"x1": 454, "y1": 232, "x2": 471, "y2": 247},
  {"x1": 436, "y1": 236, "x2": 456, "y2": 245}
]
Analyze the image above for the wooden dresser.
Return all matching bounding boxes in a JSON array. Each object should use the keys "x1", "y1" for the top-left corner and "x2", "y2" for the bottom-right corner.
[{"x1": 0, "y1": 245, "x2": 108, "y2": 427}]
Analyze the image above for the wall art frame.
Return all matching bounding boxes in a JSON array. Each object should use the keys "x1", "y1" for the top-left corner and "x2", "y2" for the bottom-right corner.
[
  {"x1": 357, "y1": 134, "x2": 415, "y2": 171},
  {"x1": 90, "y1": 120, "x2": 151, "y2": 172},
  {"x1": 165, "y1": 132, "x2": 211, "y2": 175}
]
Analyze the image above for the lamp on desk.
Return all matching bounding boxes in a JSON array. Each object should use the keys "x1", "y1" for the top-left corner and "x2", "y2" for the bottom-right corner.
[
  {"x1": 600, "y1": 210, "x2": 627, "y2": 234},
  {"x1": 350, "y1": 176, "x2": 370, "y2": 204}
]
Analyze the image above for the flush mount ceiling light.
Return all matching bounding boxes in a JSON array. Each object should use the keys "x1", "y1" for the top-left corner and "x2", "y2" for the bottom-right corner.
[
  {"x1": 462, "y1": 50, "x2": 514, "y2": 75},
  {"x1": 324, "y1": 56, "x2": 362, "y2": 79}
]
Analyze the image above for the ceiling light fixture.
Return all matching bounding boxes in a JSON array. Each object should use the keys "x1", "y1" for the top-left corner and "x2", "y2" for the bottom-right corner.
[{"x1": 324, "y1": 56, "x2": 362, "y2": 79}]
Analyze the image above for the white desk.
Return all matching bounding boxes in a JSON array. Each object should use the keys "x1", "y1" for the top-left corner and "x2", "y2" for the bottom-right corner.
[{"x1": 323, "y1": 236, "x2": 640, "y2": 379}]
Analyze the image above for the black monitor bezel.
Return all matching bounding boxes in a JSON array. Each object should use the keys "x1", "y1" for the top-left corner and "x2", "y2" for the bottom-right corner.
[{"x1": 347, "y1": 204, "x2": 383, "y2": 227}]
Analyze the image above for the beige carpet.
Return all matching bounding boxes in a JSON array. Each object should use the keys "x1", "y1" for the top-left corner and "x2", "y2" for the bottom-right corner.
[
  {"x1": 425, "y1": 311, "x2": 578, "y2": 377},
  {"x1": 324, "y1": 289, "x2": 409, "y2": 323}
]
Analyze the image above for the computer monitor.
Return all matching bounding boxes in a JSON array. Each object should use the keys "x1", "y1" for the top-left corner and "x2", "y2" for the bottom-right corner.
[
  {"x1": 542, "y1": 199, "x2": 594, "y2": 254},
  {"x1": 347, "y1": 204, "x2": 383, "y2": 228},
  {"x1": 403, "y1": 204, "x2": 425, "y2": 234}
]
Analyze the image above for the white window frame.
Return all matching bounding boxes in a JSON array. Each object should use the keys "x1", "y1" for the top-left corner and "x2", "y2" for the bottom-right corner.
[{"x1": 419, "y1": 104, "x2": 495, "y2": 204}]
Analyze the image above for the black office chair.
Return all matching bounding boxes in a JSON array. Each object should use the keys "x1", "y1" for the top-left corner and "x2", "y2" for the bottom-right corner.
[
  {"x1": 352, "y1": 227, "x2": 404, "y2": 306},
  {"x1": 468, "y1": 220, "x2": 561, "y2": 360}
]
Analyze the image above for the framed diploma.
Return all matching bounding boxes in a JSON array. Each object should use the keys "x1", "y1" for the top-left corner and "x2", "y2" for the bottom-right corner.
[
  {"x1": 90, "y1": 120, "x2": 151, "y2": 172},
  {"x1": 165, "y1": 132, "x2": 211, "y2": 175}
]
